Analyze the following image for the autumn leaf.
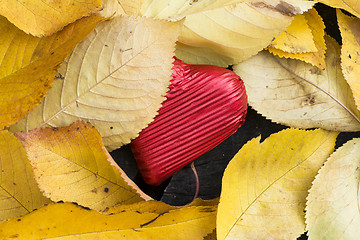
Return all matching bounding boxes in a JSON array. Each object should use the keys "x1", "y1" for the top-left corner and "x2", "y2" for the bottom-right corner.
[
  {"x1": 11, "y1": 15, "x2": 182, "y2": 151},
  {"x1": 0, "y1": 202, "x2": 216, "y2": 239},
  {"x1": 0, "y1": 14, "x2": 104, "y2": 130},
  {"x1": 174, "y1": 0, "x2": 315, "y2": 67},
  {"x1": 105, "y1": 198, "x2": 219, "y2": 215},
  {"x1": 268, "y1": 14, "x2": 317, "y2": 53},
  {"x1": 0, "y1": 0, "x2": 102, "y2": 37},
  {"x1": 0, "y1": 130, "x2": 51, "y2": 222},
  {"x1": 234, "y1": 35, "x2": 360, "y2": 131},
  {"x1": 306, "y1": 138, "x2": 360, "y2": 239},
  {"x1": 140, "y1": 0, "x2": 245, "y2": 19},
  {"x1": 15, "y1": 121, "x2": 149, "y2": 212},
  {"x1": 217, "y1": 128, "x2": 337, "y2": 240},
  {"x1": 267, "y1": 8, "x2": 326, "y2": 69},
  {"x1": 100, "y1": 0, "x2": 142, "y2": 18},
  {"x1": 317, "y1": 0, "x2": 360, "y2": 19},
  {"x1": 337, "y1": 9, "x2": 360, "y2": 112}
]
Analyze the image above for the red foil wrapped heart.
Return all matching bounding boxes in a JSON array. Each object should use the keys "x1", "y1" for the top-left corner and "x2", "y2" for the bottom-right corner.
[{"x1": 130, "y1": 57, "x2": 247, "y2": 185}]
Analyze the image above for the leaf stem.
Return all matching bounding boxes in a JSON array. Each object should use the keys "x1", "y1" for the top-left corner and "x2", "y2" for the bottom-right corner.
[{"x1": 191, "y1": 162, "x2": 199, "y2": 201}]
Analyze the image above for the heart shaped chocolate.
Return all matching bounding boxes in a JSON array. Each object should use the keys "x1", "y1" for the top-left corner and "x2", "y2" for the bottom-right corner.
[{"x1": 130, "y1": 58, "x2": 247, "y2": 185}]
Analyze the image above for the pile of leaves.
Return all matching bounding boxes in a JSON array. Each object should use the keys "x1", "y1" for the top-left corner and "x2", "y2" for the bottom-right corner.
[{"x1": 1, "y1": 0, "x2": 360, "y2": 239}]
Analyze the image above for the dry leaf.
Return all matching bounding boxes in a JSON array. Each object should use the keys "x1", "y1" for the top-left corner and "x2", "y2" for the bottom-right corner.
[
  {"x1": 106, "y1": 198, "x2": 219, "y2": 215},
  {"x1": 338, "y1": 9, "x2": 360, "y2": 112},
  {"x1": 140, "y1": 0, "x2": 245, "y2": 19},
  {"x1": 268, "y1": 14, "x2": 316, "y2": 53},
  {"x1": 0, "y1": 0, "x2": 102, "y2": 36},
  {"x1": 10, "y1": 15, "x2": 182, "y2": 151},
  {"x1": 306, "y1": 138, "x2": 360, "y2": 240},
  {"x1": 0, "y1": 202, "x2": 216, "y2": 239},
  {"x1": 233, "y1": 35, "x2": 360, "y2": 131},
  {"x1": 174, "y1": 0, "x2": 315, "y2": 67},
  {"x1": 317, "y1": 0, "x2": 360, "y2": 19},
  {"x1": 217, "y1": 129, "x2": 337, "y2": 240},
  {"x1": 100, "y1": 0, "x2": 142, "y2": 18},
  {"x1": 16, "y1": 121, "x2": 149, "y2": 212},
  {"x1": 268, "y1": 8, "x2": 327, "y2": 69},
  {"x1": 0, "y1": 15, "x2": 103, "y2": 130},
  {"x1": 0, "y1": 130, "x2": 51, "y2": 222},
  {"x1": 105, "y1": 200, "x2": 178, "y2": 215}
]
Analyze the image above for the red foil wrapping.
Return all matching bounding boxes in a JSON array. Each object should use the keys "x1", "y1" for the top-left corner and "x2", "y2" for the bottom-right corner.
[{"x1": 130, "y1": 57, "x2": 248, "y2": 185}]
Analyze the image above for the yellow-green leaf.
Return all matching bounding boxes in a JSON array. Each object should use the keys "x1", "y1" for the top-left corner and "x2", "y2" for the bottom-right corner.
[
  {"x1": 306, "y1": 138, "x2": 360, "y2": 240},
  {"x1": 0, "y1": 0, "x2": 102, "y2": 36},
  {"x1": 15, "y1": 121, "x2": 149, "y2": 212},
  {"x1": 0, "y1": 14, "x2": 104, "y2": 130},
  {"x1": 234, "y1": 35, "x2": 360, "y2": 131},
  {"x1": 338, "y1": 9, "x2": 360, "y2": 112},
  {"x1": 10, "y1": 15, "x2": 182, "y2": 151},
  {"x1": 174, "y1": 0, "x2": 315, "y2": 66},
  {"x1": 268, "y1": 8, "x2": 327, "y2": 69},
  {"x1": 269, "y1": 14, "x2": 316, "y2": 53},
  {"x1": 217, "y1": 129, "x2": 337, "y2": 240},
  {"x1": 0, "y1": 202, "x2": 216, "y2": 239},
  {"x1": 0, "y1": 130, "x2": 51, "y2": 222}
]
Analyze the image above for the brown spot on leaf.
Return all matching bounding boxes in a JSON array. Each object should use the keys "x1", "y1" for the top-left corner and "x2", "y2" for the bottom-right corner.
[
  {"x1": 303, "y1": 95, "x2": 316, "y2": 106},
  {"x1": 309, "y1": 67, "x2": 322, "y2": 75},
  {"x1": 104, "y1": 187, "x2": 109, "y2": 193},
  {"x1": 251, "y1": 0, "x2": 300, "y2": 16},
  {"x1": 55, "y1": 73, "x2": 64, "y2": 80},
  {"x1": 91, "y1": 188, "x2": 98, "y2": 193}
]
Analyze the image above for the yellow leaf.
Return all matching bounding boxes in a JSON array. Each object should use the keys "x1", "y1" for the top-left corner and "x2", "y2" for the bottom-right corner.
[
  {"x1": 0, "y1": 0, "x2": 102, "y2": 37},
  {"x1": 233, "y1": 35, "x2": 360, "y2": 131},
  {"x1": 217, "y1": 129, "x2": 337, "y2": 240},
  {"x1": 317, "y1": 0, "x2": 360, "y2": 19},
  {"x1": 269, "y1": 14, "x2": 316, "y2": 53},
  {"x1": 15, "y1": 121, "x2": 150, "y2": 212},
  {"x1": 0, "y1": 202, "x2": 216, "y2": 239},
  {"x1": 338, "y1": 9, "x2": 360, "y2": 112},
  {"x1": 174, "y1": 0, "x2": 315, "y2": 67},
  {"x1": 100, "y1": 0, "x2": 142, "y2": 18},
  {"x1": 0, "y1": 130, "x2": 51, "y2": 222},
  {"x1": 306, "y1": 138, "x2": 360, "y2": 239},
  {"x1": 268, "y1": 8, "x2": 327, "y2": 69},
  {"x1": 106, "y1": 200, "x2": 178, "y2": 215},
  {"x1": 10, "y1": 15, "x2": 182, "y2": 151},
  {"x1": 105, "y1": 198, "x2": 219, "y2": 215},
  {"x1": 140, "y1": 0, "x2": 245, "y2": 19},
  {"x1": 0, "y1": 15, "x2": 104, "y2": 130}
]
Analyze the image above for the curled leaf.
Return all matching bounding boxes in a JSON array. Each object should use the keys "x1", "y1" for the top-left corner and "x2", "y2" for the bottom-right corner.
[
  {"x1": 16, "y1": 121, "x2": 149, "y2": 212},
  {"x1": 0, "y1": 0, "x2": 102, "y2": 36},
  {"x1": 11, "y1": 15, "x2": 182, "y2": 151},
  {"x1": 306, "y1": 138, "x2": 360, "y2": 239},
  {"x1": 217, "y1": 129, "x2": 337, "y2": 240},
  {"x1": 234, "y1": 35, "x2": 360, "y2": 131},
  {"x1": 317, "y1": 0, "x2": 360, "y2": 19},
  {"x1": 0, "y1": 130, "x2": 51, "y2": 222},
  {"x1": 268, "y1": 14, "x2": 317, "y2": 53},
  {"x1": 338, "y1": 9, "x2": 360, "y2": 112},
  {"x1": 0, "y1": 202, "x2": 216, "y2": 239},
  {"x1": 267, "y1": 8, "x2": 326, "y2": 69}
]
